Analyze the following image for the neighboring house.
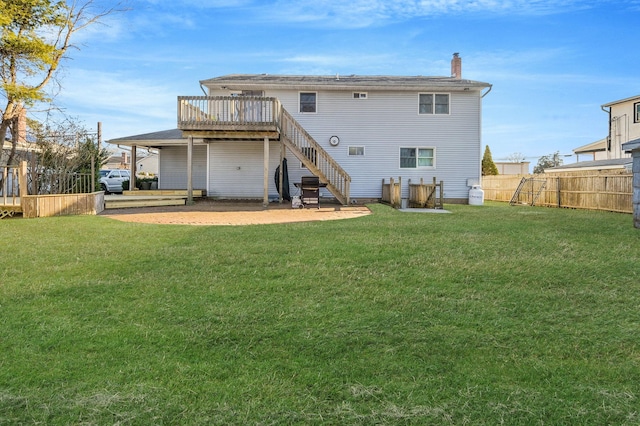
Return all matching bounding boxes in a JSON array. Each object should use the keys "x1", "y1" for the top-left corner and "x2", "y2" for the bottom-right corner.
[
  {"x1": 103, "y1": 152, "x2": 130, "y2": 170},
  {"x1": 109, "y1": 54, "x2": 492, "y2": 204},
  {"x1": 136, "y1": 152, "x2": 159, "y2": 176},
  {"x1": 598, "y1": 94, "x2": 638, "y2": 160},
  {"x1": 544, "y1": 158, "x2": 632, "y2": 174},
  {"x1": 494, "y1": 161, "x2": 530, "y2": 175},
  {"x1": 551, "y1": 95, "x2": 639, "y2": 174},
  {"x1": 573, "y1": 138, "x2": 608, "y2": 161}
]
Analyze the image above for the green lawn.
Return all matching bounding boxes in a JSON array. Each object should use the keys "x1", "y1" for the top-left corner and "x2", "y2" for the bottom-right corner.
[{"x1": 1, "y1": 202, "x2": 639, "y2": 424}]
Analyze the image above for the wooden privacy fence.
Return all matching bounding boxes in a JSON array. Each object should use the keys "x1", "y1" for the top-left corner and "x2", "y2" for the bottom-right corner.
[
  {"x1": 408, "y1": 177, "x2": 444, "y2": 209},
  {"x1": 483, "y1": 173, "x2": 633, "y2": 213},
  {"x1": 381, "y1": 177, "x2": 402, "y2": 208}
]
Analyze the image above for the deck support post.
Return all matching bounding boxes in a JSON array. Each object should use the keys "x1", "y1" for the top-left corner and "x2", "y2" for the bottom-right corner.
[
  {"x1": 279, "y1": 140, "x2": 285, "y2": 203},
  {"x1": 263, "y1": 136, "x2": 269, "y2": 208},
  {"x1": 19, "y1": 161, "x2": 28, "y2": 197},
  {"x1": 131, "y1": 145, "x2": 137, "y2": 191},
  {"x1": 187, "y1": 135, "x2": 194, "y2": 205}
]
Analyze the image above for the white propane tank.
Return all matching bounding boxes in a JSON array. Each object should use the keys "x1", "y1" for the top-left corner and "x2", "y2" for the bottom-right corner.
[{"x1": 469, "y1": 185, "x2": 484, "y2": 206}]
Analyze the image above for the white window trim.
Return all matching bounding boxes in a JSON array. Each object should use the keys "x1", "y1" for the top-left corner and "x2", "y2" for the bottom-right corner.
[
  {"x1": 418, "y1": 93, "x2": 450, "y2": 115},
  {"x1": 399, "y1": 147, "x2": 436, "y2": 169},
  {"x1": 299, "y1": 91, "x2": 317, "y2": 114}
]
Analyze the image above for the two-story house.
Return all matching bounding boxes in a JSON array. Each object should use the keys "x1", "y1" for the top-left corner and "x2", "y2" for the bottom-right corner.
[
  {"x1": 557, "y1": 95, "x2": 639, "y2": 173},
  {"x1": 603, "y1": 95, "x2": 640, "y2": 159},
  {"x1": 109, "y1": 54, "x2": 492, "y2": 205}
]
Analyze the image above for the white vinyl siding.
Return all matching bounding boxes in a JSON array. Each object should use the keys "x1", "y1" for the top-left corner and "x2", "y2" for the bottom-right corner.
[
  {"x1": 282, "y1": 89, "x2": 480, "y2": 199},
  {"x1": 158, "y1": 145, "x2": 207, "y2": 190},
  {"x1": 209, "y1": 87, "x2": 482, "y2": 200},
  {"x1": 208, "y1": 141, "x2": 283, "y2": 198}
]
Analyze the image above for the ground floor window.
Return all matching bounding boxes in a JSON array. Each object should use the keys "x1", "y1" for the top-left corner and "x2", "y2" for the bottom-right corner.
[
  {"x1": 400, "y1": 147, "x2": 435, "y2": 168},
  {"x1": 348, "y1": 146, "x2": 365, "y2": 156}
]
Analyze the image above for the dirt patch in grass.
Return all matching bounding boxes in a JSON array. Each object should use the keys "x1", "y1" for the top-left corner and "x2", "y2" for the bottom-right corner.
[{"x1": 100, "y1": 199, "x2": 371, "y2": 226}]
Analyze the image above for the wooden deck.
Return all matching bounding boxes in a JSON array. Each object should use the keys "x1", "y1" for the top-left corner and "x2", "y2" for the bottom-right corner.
[
  {"x1": 1, "y1": 201, "x2": 21, "y2": 219},
  {"x1": 105, "y1": 195, "x2": 187, "y2": 209}
]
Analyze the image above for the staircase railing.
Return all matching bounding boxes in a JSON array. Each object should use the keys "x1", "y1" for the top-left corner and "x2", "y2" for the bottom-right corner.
[{"x1": 278, "y1": 105, "x2": 350, "y2": 205}]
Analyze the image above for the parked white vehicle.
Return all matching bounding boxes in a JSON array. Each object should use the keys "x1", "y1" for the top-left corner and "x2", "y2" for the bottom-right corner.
[{"x1": 99, "y1": 169, "x2": 130, "y2": 193}]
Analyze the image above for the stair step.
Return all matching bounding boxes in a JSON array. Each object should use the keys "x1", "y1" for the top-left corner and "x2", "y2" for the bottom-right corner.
[{"x1": 105, "y1": 195, "x2": 187, "y2": 209}]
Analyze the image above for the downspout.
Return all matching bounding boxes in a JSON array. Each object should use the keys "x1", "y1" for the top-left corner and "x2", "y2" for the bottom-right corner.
[
  {"x1": 601, "y1": 105, "x2": 611, "y2": 159},
  {"x1": 199, "y1": 82, "x2": 208, "y2": 96},
  {"x1": 482, "y1": 84, "x2": 493, "y2": 98},
  {"x1": 479, "y1": 84, "x2": 492, "y2": 188}
]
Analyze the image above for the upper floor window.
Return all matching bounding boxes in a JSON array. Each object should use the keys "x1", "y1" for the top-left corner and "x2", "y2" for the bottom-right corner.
[
  {"x1": 300, "y1": 92, "x2": 317, "y2": 113},
  {"x1": 635, "y1": 102, "x2": 640, "y2": 123},
  {"x1": 419, "y1": 93, "x2": 449, "y2": 115},
  {"x1": 400, "y1": 147, "x2": 435, "y2": 168}
]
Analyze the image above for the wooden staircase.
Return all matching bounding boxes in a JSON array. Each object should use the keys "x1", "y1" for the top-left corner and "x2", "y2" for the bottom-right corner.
[{"x1": 278, "y1": 107, "x2": 350, "y2": 205}]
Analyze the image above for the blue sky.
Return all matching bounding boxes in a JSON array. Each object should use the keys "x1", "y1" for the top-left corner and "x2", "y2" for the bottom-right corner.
[{"x1": 54, "y1": 0, "x2": 640, "y2": 164}]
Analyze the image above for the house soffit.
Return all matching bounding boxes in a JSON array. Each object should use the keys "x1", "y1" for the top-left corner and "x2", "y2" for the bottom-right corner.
[{"x1": 573, "y1": 138, "x2": 607, "y2": 153}]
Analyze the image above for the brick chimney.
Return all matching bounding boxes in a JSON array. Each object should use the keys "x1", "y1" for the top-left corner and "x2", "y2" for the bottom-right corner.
[
  {"x1": 15, "y1": 108, "x2": 27, "y2": 144},
  {"x1": 451, "y1": 52, "x2": 462, "y2": 79}
]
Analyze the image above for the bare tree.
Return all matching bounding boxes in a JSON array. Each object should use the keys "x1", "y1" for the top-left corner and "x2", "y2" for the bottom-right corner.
[
  {"x1": 506, "y1": 152, "x2": 526, "y2": 163},
  {"x1": 533, "y1": 152, "x2": 563, "y2": 174},
  {"x1": 1, "y1": 0, "x2": 124, "y2": 165},
  {"x1": 31, "y1": 116, "x2": 109, "y2": 194}
]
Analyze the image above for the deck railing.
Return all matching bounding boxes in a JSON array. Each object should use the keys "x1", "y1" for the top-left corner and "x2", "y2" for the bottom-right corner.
[
  {"x1": 177, "y1": 96, "x2": 280, "y2": 130},
  {"x1": 1, "y1": 165, "x2": 20, "y2": 206}
]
